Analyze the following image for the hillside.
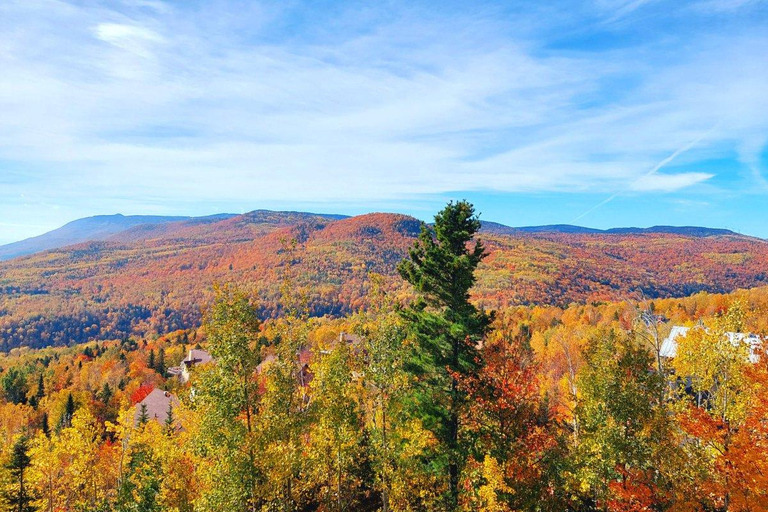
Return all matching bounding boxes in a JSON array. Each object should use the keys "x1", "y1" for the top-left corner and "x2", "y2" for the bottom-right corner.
[
  {"x1": 0, "y1": 214, "x2": 197, "y2": 261},
  {"x1": 1, "y1": 211, "x2": 767, "y2": 350}
]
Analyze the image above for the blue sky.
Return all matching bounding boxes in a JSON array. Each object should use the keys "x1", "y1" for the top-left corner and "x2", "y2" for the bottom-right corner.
[{"x1": 1, "y1": 0, "x2": 767, "y2": 244}]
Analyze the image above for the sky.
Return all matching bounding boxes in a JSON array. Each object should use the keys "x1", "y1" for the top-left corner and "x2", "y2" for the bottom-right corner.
[{"x1": 1, "y1": 0, "x2": 767, "y2": 244}]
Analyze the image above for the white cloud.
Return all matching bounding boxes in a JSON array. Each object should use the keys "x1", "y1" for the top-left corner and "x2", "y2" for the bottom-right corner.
[
  {"x1": 0, "y1": 0, "x2": 766, "y2": 241},
  {"x1": 631, "y1": 172, "x2": 714, "y2": 192},
  {"x1": 94, "y1": 22, "x2": 163, "y2": 57}
]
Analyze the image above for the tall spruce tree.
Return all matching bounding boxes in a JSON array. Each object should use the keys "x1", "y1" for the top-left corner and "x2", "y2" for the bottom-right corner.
[
  {"x1": 397, "y1": 200, "x2": 492, "y2": 508},
  {"x1": 5, "y1": 435, "x2": 34, "y2": 512},
  {"x1": 60, "y1": 393, "x2": 76, "y2": 429},
  {"x1": 157, "y1": 348, "x2": 166, "y2": 376}
]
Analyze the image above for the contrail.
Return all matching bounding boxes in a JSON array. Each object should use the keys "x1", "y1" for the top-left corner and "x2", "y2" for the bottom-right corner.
[{"x1": 571, "y1": 125, "x2": 719, "y2": 224}]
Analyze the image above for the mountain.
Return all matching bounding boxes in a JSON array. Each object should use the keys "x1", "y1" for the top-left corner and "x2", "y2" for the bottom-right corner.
[
  {"x1": 0, "y1": 214, "x2": 192, "y2": 261},
  {"x1": 480, "y1": 222, "x2": 740, "y2": 237},
  {"x1": 1, "y1": 211, "x2": 766, "y2": 350},
  {"x1": 2, "y1": 216, "x2": 742, "y2": 262}
]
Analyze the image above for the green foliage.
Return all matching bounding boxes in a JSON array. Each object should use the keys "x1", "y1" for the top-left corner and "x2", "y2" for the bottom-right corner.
[
  {"x1": 4, "y1": 435, "x2": 34, "y2": 512},
  {"x1": 569, "y1": 329, "x2": 676, "y2": 510},
  {"x1": 194, "y1": 285, "x2": 262, "y2": 512},
  {"x1": 397, "y1": 200, "x2": 492, "y2": 507},
  {"x1": 1, "y1": 368, "x2": 28, "y2": 406}
]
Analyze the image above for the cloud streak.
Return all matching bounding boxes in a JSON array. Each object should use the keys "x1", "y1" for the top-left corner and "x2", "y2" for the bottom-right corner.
[
  {"x1": 0, "y1": 0, "x2": 766, "y2": 241},
  {"x1": 571, "y1": 124, "x2": 719, "y2": 222}
]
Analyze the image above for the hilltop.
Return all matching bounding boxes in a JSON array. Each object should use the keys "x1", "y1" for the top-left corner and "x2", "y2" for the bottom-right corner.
[{"x1": 1, "y1": 210, "x2": 766, "y2": 350}]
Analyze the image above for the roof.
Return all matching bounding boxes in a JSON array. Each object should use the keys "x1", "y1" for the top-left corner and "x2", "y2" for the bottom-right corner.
[
  {"x1": 183, "y1": 349, "x2": 213, "y2": 366},
  {"x1": 659, "y1": 326, "x2": 690, "y2": 358},
  {"x1": 660, "y1": 325, "x2": 763, "y2": 363},
  {"x1": 134, "y1": 388, "x2": 179, "y2": 425}
]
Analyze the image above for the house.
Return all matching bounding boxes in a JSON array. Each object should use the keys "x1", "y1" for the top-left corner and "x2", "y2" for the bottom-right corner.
[
  {"x1": 168, "y1": 349, "x2": 213, "y2": 383},
  {"x1": 255, "y1": 348, "x2": 313, "y2": 388},
  {"x1": 134, "y1": 388, "x2": 179, "y2": 426},
  {"x1": 660, "y1": 325, "x2": 763, "y2": 363}
]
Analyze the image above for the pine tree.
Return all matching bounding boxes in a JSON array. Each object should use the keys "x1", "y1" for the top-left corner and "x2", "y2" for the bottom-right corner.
[
  {"x1": 41, "y1": 412, "x2": 50, "y2": 437},
  {"x1": 397, "y1": 200, "x2": 492, "y2": 508},
  {"x1": 35, "y1": 374, "x2": 45, "y2": 401},
  {"x1": 148, "y1": 350, "x2": 156, "y2": 372},
  {"x1": 164, "y1": 401, "x2": 175, "y2": 433},
  {"x1": 5, "y1": 435, "x2": 34, "y2": 512},
  {"x1": 60, "y1": 393, "x2": 76, "y2": 429},
  {"x1": 157, "y1": 348, "x2": 166, "y2": 376},
  {"x1": 100, "y1": 383, "x2": 112, "y2": 404},
  {"x1": 138, "y1": 403, "x2": 150, "y2": 425}
]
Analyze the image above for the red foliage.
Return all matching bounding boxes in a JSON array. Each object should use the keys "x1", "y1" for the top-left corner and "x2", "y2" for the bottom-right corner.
[{"x1": 131, "y1": 384, "x2": 154, "y2": 405}]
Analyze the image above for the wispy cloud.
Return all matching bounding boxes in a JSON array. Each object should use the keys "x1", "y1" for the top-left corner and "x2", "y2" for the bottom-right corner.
[
  {"x1": 0, "y1": 0, "x2": 766, "y2": 242},
  {"x1": 94, "y1": 23, "x2": 164, "y2": 57}
]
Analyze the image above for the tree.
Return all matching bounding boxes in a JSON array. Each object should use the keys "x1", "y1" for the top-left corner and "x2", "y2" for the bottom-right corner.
[
  {"x1": 5, "y1": 435, "x2": 34, "y2": 512},
  {"x1": 569, "y1": 329, "x2": 676, "y2": 511},
  {"x1": 163, "y1": 402, "x2": 175, "y2": 433},
  {"x1": 194, "y1": 285, "x2": 261, "y2": 512},
  {"x1": 156, "y1": 349, "x2": 166, "y2": 376},
  {"x1": 672, "y1": 300, "x2": 765, "y2": 510},
  {"x1": 306, "y1": 343, "x2": 373, "y2": 511},
  {"x1": 1, "y1": 368, "x2": 28, "y2": 405},
  {"x1": 99, "y1": 383, "x2": 112, "y2": 405},
  {"x1": 460, "y1": 329, "x2": 562, "y2": 511},
  {"x1": 137, "y1": 404, "x2": 150, "y2": 426},
  {"x1": 397, "y1": 200, "x2": 492, "y2": 507},
  {"x1": 35, "y1": 375, "x2": 45, "y2": 402},
  {"x1": 361, "y1": 310, "x2": 409, "y2": 512},
  {"x1": 60, "y1": 394, "x2": 75, "y2": 430}
]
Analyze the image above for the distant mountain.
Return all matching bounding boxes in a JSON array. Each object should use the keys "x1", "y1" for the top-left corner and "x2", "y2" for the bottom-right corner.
[
  {"x1": 604, "y1": 226, "x2": 739, "y2": 237},
  {"x1": 2, "y1": 210, "x2": 767, "y2": 351},
  {"x1": 0, "y1": 211, "x2": 349, "y2": 261},
  {"x1": 0, "y1": 214, "x2": 192, "y2": 261},
  {"x1": 480, "y1": 222, "x2": 740, "y2": 237}
]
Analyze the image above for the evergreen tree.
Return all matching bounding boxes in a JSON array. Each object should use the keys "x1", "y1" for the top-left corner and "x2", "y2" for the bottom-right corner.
[
  {"x1": 164, "y1": 401, "x2": 175, "y2": 433},
  {"x1": 138, "y1": 403, "x2": 150, "y2": 425},
  {"x1": 157, "y1": 348, "x2": 166, "y2": 376},
  {"x1": 35, "y1": 374, "x2": 44, "y2": 401},
  {"x1": 4, "y1": 435, "x2": 34, "y2": 512},
  {"x1": 397, "y1": 200, "x2": 492, "y2": 508},
  {"x1": 148, "y1": 350, "x2": 156, "y2": 372},
  {"x1": 1, "y1": 367, "x2": 28, "y2": 405},
  {"x1": 41, "y1": 413, "x2": 50, "y2": 437},
  {"x1": 60, "y1": 393, "x2": 76, "y2": 429},
  {"x1": 100, "y1": 383, "x2": 112, "y2": 404}
]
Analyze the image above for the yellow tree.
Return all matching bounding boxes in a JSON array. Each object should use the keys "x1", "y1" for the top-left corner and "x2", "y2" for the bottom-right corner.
[
  {"x1": 305, "y1": 341, "x2": 373, "y2": 511},
  {"x1": 672, "y1": 301, "x2": 766, "y2": 510}
]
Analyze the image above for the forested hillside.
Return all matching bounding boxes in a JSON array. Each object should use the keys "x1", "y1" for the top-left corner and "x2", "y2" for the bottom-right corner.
[
  {"x1": 1, "y1": 210, "x2": 767, "y2": 350},
  {"x1": 1, "y1": 267, "x2": 768, "y2": 510}
]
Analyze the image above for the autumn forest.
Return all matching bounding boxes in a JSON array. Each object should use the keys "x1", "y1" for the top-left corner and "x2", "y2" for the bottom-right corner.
[{"x1": 2, "y1": 201, "x2": 768, "y2": 512}]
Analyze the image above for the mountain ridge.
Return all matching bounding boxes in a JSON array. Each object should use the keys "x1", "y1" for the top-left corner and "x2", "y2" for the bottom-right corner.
[
  {"x1": 2, "y1": 210, "x2": 768, "y2": 350},
  {"x1": 2, "y1": 211, "x2": 753, "y2": 262}
]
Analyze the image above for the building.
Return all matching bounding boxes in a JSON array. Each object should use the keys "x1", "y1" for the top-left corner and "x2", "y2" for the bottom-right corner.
[
  {"x1": 168, "y1": 348, "x2": 213, "y2": 383},
  {"x1": 660, "y1": 325, "x2": 763, "y2": 363},
  {"x1": 134, "y1": 388, "x2": 179, "y2": 426}
]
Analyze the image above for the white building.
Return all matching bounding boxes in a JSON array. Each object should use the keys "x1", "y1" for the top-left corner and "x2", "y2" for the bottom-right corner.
[{"x1": 660, "y1": 325, "x2": 763, "y2": 363}]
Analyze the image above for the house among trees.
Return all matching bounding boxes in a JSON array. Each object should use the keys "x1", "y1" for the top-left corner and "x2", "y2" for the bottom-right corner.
[
  {"x1": 134, "y1": 388, "x2": 179, "y2": 426},
  {"x1": 167, "y1": 348, "x2": 213, "y2": 383},
  {"x1": 255, "y1": 347, "x2": 313, "y2": 388},
  {"x1": 660, "y1": 325, "x2": 764, "y2": 363}
]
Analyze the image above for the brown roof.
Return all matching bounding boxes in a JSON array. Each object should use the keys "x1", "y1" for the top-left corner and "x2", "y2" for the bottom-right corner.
[
  {"x1": 134, "y1": 389, "x2": 179, "y2": 425},
  {"x1": 183, "y1": 349, "x2": 213, "y2": 367}
]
